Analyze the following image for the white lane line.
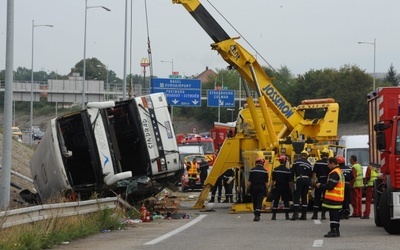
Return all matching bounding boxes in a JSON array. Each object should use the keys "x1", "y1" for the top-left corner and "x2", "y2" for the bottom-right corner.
[
  {"x1": 144, "y1": 214, "x2": 207, "y2": 245},
  {"x1": 313, "y1": 239, "x2": 324, "y2": 247},
  {"x1": 314, "y1": 219, "x2": 322, "y2": 224}
]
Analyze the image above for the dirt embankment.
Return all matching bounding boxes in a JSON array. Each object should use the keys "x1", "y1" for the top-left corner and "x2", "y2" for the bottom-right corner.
[{"x1": 0, "y1": 134, "x2": 35, "y2": 208}]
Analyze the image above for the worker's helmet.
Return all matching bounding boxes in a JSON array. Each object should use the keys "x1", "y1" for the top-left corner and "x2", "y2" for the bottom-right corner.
[
  {"x1": 301, "y1": 150, "x2": 309, "y2": 157},
  {"x1": 321, "y1": 148, "x2": 330, "y2": 156},
  {"x1": 335, "y1": 155, "x2": 345, "y2": 164},
  {"x1": 278, "y1": 155, "x2": 287, "y2": 163},
  {"x1": 255, "y1": 157, "x2": 265, "y2": 165}
]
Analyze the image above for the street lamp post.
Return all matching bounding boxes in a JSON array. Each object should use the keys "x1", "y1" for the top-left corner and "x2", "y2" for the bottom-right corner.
[
  {"x1": 30, "y1": 20, "x2": 52, "y2": 146},
  {"x1": 106, "y1": 67, "x2": 109, "y2": 100},
  {"x1": 358, "y1": 38, "x2": 376, "y2": 90},
  {"x1": 227, "y1": 108, "x2": 235, "y2": 122},
  {"x1": 82, "y1": 0, "x2": 111, "y2": 109},
  {"x1": 161, "y1": 59, "x2": 174, "y2": 76}
]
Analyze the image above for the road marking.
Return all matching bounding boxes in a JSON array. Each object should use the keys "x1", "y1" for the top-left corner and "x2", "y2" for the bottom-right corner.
[
  {"x1": 314, "y1": 219, "x2": 322, "y2": 224},
  {"x1": 144, "y1": 214, "x2": 207, "y2": 245},
  {"x1": 313, "y1": 239, "x2": 324, "y2": 247}
]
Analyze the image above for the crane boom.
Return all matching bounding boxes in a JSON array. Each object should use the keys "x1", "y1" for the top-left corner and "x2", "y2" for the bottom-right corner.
[{"x1": 173, "y1": 0, "x2": 301, "y2": 132}]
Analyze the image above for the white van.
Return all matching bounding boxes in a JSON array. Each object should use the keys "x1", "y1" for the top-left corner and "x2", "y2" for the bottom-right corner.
[
  {"x1": 178, "y1": 144, "x2": 205, "y2": 164},
  {"x1": 337, "y1": 135, "x2": 369, "y2": 177}
]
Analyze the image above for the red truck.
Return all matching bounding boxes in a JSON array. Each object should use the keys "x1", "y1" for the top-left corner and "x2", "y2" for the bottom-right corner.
[
  {"x1": 210, "y1": 122, "x2": 236, "y2": 152},
  {"x1": 368, "y1": 87, "x2": 400, "y2": 234},
  {"x1": 177, "y1": 133, "x2": 216, "y2": 166}
]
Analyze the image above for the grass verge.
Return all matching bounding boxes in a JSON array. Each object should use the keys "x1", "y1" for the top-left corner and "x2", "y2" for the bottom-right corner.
[{"x1": 0, "y1": 208, "x2": 127, "y2": 250}]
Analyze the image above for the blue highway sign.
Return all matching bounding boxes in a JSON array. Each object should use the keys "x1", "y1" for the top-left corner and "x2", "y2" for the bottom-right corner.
[
  {"x1": 151, "y1": 78, "x2": 201, "y2": 107},
  {"x1": 207, "y1": 90, "x2": 235, "y2": 107}
]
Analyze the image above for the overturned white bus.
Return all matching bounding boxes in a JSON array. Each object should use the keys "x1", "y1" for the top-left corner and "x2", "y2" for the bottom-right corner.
[{"x1": 29, "y1": 93, "x2": 182, "y2": 204}]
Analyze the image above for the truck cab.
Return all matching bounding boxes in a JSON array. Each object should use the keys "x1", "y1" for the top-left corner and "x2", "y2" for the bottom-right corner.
[
  {"x1": 337, "y1": 135, "x2": 369, "y2": 177},
  {"x1": 367, "y1": 87, "x2": 400, "y2": 234}
]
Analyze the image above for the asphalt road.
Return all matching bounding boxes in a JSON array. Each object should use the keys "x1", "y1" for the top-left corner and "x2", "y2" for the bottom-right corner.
[
  {"x1": 20, "y1": 131, "x2": 41, "y2": 145},
  {"x1": 55, "y1": 191, "x2": 399, "y2": 250}
]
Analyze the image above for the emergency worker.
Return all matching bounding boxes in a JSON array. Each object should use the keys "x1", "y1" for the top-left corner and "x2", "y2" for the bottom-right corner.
[
  {"x1": 337, "y1": 155, "x2": 353, "y2": 219},
  {"x1": 350, "y1": 155, "x2": 363, "y2": 217},
  {"x1": 311, "y1": 148, "x2": 330, "y2": 220},
  {"x1": 361, "y1": 165, "x2": 379, "y2": 219},
  {"x1": 222, "y1": 168, "x2": 235, "y2": 203},
  {"x1": 247, "y1": 157, "x2": 269, "y2": 221},
  {"x1": 271, "y1": 155, "x2": 292, "y2": 220},
  {"x1": 199, "y1": 158, "x2": 209, "y2": 186},
  {"x1": 316, "y1": 157, "x2": 344, "y2": 238},
  {"x1": 210, "y1": 175, "x2": 223, "y2": 203},
  {"x1": 187, "y1": 157, "x2": 199, "y2": 189},
  {"x1": 291, "y1": 150, "x2": 313, "y2": 220}
]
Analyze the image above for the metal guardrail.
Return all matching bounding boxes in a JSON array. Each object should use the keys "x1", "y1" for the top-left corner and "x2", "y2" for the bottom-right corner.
[{"x1": 0, "y1": 197, "x2": 117, "y2": 229}]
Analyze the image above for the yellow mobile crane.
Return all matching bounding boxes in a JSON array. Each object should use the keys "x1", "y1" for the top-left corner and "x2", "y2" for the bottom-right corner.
[{"x1": 172, "y1": 0, "x2": 339, "y2": 212}]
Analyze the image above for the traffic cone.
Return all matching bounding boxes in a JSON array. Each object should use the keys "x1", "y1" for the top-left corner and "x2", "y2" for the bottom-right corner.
[
  {"x1": 146, "y1": 211, "x2": 151, "y2": 222},
  {"x1": 140, "y1": 204, "x2": 147, "y2": 222}
]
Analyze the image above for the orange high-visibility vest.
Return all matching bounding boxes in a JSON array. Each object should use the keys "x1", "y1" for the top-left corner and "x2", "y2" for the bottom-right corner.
[
  {"x1": 188, "y1": 162, "x2": 199, "y2": 176},
  {"x1": 322, "y1": 167, "x2": 344, "y2": 209}
]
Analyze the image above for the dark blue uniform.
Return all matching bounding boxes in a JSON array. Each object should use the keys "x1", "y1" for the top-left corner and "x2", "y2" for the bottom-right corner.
[
  {"x1": 312, "y1": 157, "x2": 330, "y2": 219},
  {"x1": 271, "y1": 164, "x2": 292, "y2": 220},
  {"x1": 291, "y1": 157, "x2": 312, "y2": 220},
  {"x1": 222, "y1": 168, "x2": 235, "y2": 203},
  {"x1": 210, "y1": 175, "x2": 223, "y2": 203},
  {"x1": 339, "y1": 163, "x2": 353, "y2": 219},
  {"x1": 248, "y1": 164, "x2": 268, "y2": 221},
  {"x1": 199, "y1": 161, "x2": 209, "y2": 186}
]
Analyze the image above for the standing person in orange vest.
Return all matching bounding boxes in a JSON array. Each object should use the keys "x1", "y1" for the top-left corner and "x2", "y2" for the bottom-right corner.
[
  {"x1": 316, "y1": 157, "x2": 345, "y2": 238},
  {"x1": 361, "y1": 165, "x2": 379, "y2": 219},
  {"x1": 350, "y1": 155, "x2": 363, "y2": 218},
  {"x1": 187, "y1": 158, "x2": 199, "y2": 189}
]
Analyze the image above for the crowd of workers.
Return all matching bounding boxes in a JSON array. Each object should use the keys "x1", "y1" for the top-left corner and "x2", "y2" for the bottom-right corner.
[
  {"x1": 246, "y1": 149, "x2": 379, "y2": 238},
  {"x1": 184, "y1": 146, "x2": 379, "y2": 238}
]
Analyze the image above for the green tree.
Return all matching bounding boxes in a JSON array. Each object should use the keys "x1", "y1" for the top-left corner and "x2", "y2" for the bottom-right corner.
[
  {"x1": 13, "y1": 67, "x2": 65, "y2": 82},
  {"x1": 264, "y1": 65, "x2": 295, "y2": 102},
  {"x1": 14, "y1": 67, "x2": 31, "y2": 81},
  {"x1": 72, "y1": 57, "x2": 104, "y2": 80},
  {"x1": 384, "y1": 63, "x2": 399, "y2": 86},
  {"x1": 293, "y1": 65, "x2": 372, "y2": 122},
  {"x1": 47, "y1": 70, "x2": 66, "y2": 80}
]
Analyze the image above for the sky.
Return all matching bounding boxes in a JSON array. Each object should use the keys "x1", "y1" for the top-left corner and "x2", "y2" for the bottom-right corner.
[{"x1": 1, "y1": 0, "x2": 400, "y2": 80}]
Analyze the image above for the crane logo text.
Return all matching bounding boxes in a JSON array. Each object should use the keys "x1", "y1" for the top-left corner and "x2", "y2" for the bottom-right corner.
[{"x1": 262, "y1": 84, "x2": 294, "y2": 118}]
